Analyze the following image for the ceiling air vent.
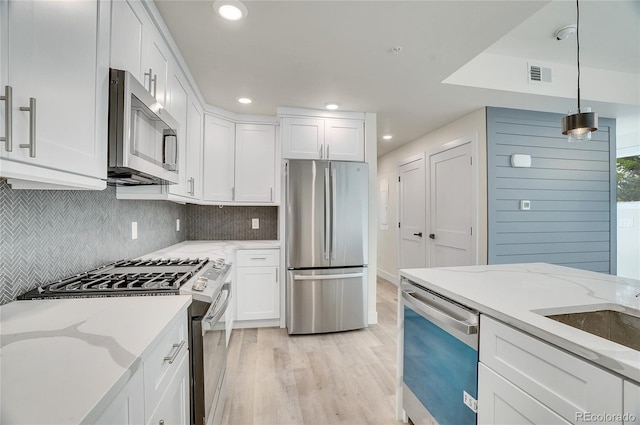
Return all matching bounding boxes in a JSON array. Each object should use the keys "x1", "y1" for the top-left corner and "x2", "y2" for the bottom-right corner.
[{"x1": 528, "y1": 63, "x2": 552, "y2": 83}]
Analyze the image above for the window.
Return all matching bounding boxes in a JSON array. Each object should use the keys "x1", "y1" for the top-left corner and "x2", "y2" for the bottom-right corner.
[{"x1": 617, "y1": 155, "x2": 640, "y2": 202}]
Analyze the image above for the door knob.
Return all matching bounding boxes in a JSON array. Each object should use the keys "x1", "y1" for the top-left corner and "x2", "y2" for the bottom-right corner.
[
  {"x1": 429, "y1": 234, "x2": 435, "y2": 239},
  {"x1": 413, "y1": 232, "x2": 423, "y2": 237}
]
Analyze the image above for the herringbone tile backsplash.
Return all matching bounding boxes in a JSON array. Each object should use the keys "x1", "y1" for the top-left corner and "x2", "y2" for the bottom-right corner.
[
  {"x1": 0, "y1": 179, "x2": 187, "y2": 305},
  {"x1": 186, "y1": 205, "x2": 278, "y2": 240}
]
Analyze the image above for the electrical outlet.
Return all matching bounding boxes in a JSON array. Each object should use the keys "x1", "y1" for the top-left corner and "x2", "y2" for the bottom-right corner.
[
  {"x1": 463, "y1": 391, "x2": 477, "y2": 413},
  {"x1": 176, "y1": 218, "x2": 180, "y2": 232},
  {"x1": 252, "y1": 218, "x2": 259, "y2": 229},
  {"x1": 131, "y1": 221, "x2": 138, "y2": 240}
]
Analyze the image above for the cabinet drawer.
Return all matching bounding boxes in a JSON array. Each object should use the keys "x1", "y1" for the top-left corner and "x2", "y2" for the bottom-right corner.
[
  {"x1": 236, "y1": 249, "x2": 280, "y2": 267},
  {"x1": 480, "y1": 315, "x2": 623, "y2": 424},
  {"x1": 143, "y1": 313, "x2": 188, "y2": 418}
]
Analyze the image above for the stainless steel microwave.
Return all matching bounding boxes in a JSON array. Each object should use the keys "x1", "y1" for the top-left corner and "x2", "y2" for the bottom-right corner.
[{"x1": 107, "y1": 68, "x2": 179, "y2": 185}]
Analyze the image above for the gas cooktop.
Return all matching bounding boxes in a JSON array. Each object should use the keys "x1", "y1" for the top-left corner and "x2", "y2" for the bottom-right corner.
[{"x1": 18, "y1": 258, "x2": 210, "y2": 300}]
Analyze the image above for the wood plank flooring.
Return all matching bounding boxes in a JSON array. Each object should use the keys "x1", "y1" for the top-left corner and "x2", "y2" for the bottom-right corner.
[{"x1": 222, "y1": 277, "x2": 403, "y2": 425}]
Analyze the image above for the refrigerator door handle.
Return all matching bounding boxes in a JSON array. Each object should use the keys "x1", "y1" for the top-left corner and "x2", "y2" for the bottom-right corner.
[
  {"x1": 324, "y1": 167, "x2": 331, "y2": 260},
  {"x1": 331, "y1": 168, "x2": 337, "y2": 261},
  {"x1": 293, "y1": 273, "x2": 364, "y2": 281}
]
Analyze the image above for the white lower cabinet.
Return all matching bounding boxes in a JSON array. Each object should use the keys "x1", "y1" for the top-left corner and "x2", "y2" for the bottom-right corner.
[
  {"x1": 235, "y1": 249, "x2": 280, "y2": 322},
  {"x1": 478, "y1": 363, "x2": 571, "y2": 425},
  {"x1": 146, "y1": 347, "x2": 190, "y2": 425},
  {"x1": 479, "y1": 315, "x2": 624, "y2": 425},
  {"x1": 95, "y1": 311, "x2": 189, "y2": 425},
  {"x1": 95, "y1": 368, "x2": 145, "y2": 425},
  {"x1": 624, "y1": 380, "x2": 640, "y2": 425}
]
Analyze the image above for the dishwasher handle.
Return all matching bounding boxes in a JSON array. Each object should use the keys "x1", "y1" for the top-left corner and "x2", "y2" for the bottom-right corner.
[{"x1": 402, "y1": 289, "x2": 478, "y2": 335}]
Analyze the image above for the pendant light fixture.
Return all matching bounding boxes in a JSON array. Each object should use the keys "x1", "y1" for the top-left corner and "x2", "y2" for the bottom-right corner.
[{"x1": 561, "y1": 0, "x2": 597, "y2": 142}]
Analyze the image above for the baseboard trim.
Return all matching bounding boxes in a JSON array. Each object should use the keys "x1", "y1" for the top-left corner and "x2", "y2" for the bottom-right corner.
[
  {"x1": 377, "y1": 269, "x2": 399, "y2": 285},
  {"x1": 368, "y1": 310, "x2": 378, "y2": 325}
]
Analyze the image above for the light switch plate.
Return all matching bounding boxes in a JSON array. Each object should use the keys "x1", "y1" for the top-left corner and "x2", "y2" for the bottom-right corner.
[
  {"x1": 131, "y1": 221, "x2": 138, "y2": 240},
  {"x1": 520, "y1": 200, "x2": 531, "y2": 210},
  {"x1": 252, "y1": 218, "x2": 259, "y2": 229}
]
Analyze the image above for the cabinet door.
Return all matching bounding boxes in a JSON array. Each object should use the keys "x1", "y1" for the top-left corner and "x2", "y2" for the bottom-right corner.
[
  {"x1": 1, "y1": 0, "x2": 109, "y2": 183},
  {"x1": 109, "y1": 0, "x2": 146, "y2": 83},
  {"x1": 281, "y1": 117, "x2": 324, "y2": 160},
  {"x1": 236, "y1": 266, "x2": 279, "y2": 321},
  {"x1": 324, "y1": 118, "x2": 364, "y2": 161},
  {"x1": 146, "y1": 348, "x2": 190, "y2": 425},
  {"x1": 203, "y1": 115, "x2": 235, "y2": 202},
  {"x1": 167, "y1": 70, "x2": 189, "y2": 197},
  {"x1": 185, "y1": 98, "x2": 203, "y2": 199},
  {"x1": 234, "y1": 124, "x2": 276, "y2": 203},
  {"x1": 143, "y1": 28, "x2": 169, "y2": 106},
  {"x1": 478, "y1": 363, "x2": 571, "y2": 425},
  {"x1": 94, "y1": 368, "x2": 145, "y2": 425},
  {"x1": 625, "y1": 381, "x2": 640, "y2": 425}
]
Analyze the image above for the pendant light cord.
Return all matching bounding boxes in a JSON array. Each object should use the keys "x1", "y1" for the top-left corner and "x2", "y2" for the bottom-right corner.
[{"x1": 576, "y1": 0, "x2": 581, "y2": 110}]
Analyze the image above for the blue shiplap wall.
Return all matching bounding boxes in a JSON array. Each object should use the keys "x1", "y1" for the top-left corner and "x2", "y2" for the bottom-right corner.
[{"x1": 487, "y1": 107, "x2": 616, "y2": 274}]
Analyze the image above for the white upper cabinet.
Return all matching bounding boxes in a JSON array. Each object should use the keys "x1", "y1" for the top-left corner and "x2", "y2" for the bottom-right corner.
[
  {"x1": 280, "y1": 117, "x2": 324, "y2": 160},
  {"x1": 203, "y1": 115, "x2": 235, "y2": 202},
  {"x1": 110, "y1": 0, "x2": 168, "y2": 106},
  {"x1": 166, "y1": 70, "x2": 189, "y2": 197},
  {"x1": 185, "y1": 99, "x2": 203, "y2": 200},
  {"x1": 281, "y1": 115, "x2": 364, "y2": 162},
  {"x1": 235, "y1": 124, "x2": 277, "y2": 203},
  {"x1": 324, "y1": 118, "x2": 364, "y2": 161},
  {"x1": 0, "y1": 0, "x2": 110, "y2": 189}
]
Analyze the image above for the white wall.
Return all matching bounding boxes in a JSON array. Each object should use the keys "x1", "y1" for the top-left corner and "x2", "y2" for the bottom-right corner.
[
  {"x1": 617, "y1": 203, "x2": 640, "y2": 280},
  {"x1": 376, "y1": 108, "x2": 488, "y2": 283}
]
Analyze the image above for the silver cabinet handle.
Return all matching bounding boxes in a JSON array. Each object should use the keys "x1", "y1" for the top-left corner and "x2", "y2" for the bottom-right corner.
[
  {"x1": 144, "y1": 68, "x2": 153, "y2": 92},
  {"x1": 19, "y1": 98, "x2": 36, "y2": 157},
  {"x1": 270, "y1": 187, "x2": 273, "y2": 202},
  {"x1": 326, "y1": 144, "x2": 330, "y2": 159},
  {"x1": 319, "y1": 145, "x2": 323, "y2": 159},
  {"x1": 231, "y1": 186, "x2": 235, "y2": 200},
  {"x1": 188, "y1": 177, "x2": 195, "y2": 196},
  {"x1": 251, "y1": 257, "x2": 267, "y2": 260},
  {"x1": 163, "y1": 340, "x2": 185, "y2": 364},
  {"x1": 0, "y1": 85, "x2": 12, "y2": 151},
  {"x1": 151, "y1": 73, "x2": 157, "y2": 99},
  {"x1": 275, "y1": 268, "x2": 278, "y2": 283}
]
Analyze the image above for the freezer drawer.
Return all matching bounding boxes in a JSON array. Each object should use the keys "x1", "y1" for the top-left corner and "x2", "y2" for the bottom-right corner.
[{"x1": 287, "y1": 268, "x2": 368, "y2": 334}]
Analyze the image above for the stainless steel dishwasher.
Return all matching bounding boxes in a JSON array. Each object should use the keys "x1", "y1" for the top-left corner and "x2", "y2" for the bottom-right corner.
[{"x1": 401, "y1": 276, "x2": 480, "y2": 425}]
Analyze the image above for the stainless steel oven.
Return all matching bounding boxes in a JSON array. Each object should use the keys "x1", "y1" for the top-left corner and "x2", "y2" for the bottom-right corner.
[
  {"x1": 190, "y1": 282, "x2": 230, "y2": 425},
  {"x1": 401, "y1": 277, "x2": 479, "y2": 425}
]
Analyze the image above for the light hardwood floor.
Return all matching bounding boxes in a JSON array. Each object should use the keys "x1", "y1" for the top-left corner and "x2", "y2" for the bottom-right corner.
[{"x1": 221, "y1": 277, "x2": 403, "y2": 425}]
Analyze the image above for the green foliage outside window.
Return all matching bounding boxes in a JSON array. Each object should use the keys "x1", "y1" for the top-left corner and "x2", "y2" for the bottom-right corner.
[{"x1": 617, "y1": 155, "x2": 640, "y2": 202}]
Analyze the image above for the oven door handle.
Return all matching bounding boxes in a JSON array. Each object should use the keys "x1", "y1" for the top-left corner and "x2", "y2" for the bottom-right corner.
[
  {"x1": 202, "y1": 283, "x2": 230, "y2": 332},
  {"x1": 402, "y1": 289, "x2": 478, "y2": 335}
]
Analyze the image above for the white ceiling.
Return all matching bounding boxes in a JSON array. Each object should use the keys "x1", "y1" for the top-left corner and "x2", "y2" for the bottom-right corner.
[{"x1": 154, "y1": 0, "x2": 640, "y2": 157}]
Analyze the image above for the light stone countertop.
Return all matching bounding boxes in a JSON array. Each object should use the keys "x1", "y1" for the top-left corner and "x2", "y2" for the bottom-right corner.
[
  {"x1": 141, "y1": 240, "x2": 282, "y2": 263},
  {"x1": 399, "y1": 263, "x2": 640, "y2": 382},
  {"x1": 0, "y1": 296, "x2": 192, "y2": 424}
]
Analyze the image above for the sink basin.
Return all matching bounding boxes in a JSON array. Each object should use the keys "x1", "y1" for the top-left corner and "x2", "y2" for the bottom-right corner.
[{"x1": 546, "y1": 309, "x2": 640, "y2": 351}]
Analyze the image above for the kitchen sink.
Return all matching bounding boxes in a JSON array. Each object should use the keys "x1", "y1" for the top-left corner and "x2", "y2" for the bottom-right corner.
[{"x1": 545, "y1": 308, "x2": 640, "y2": 351}]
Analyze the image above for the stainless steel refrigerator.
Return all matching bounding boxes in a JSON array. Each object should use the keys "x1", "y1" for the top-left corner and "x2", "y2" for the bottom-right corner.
[{"x1": 286, "y1": 160, "x2": 368, "y2": 334}]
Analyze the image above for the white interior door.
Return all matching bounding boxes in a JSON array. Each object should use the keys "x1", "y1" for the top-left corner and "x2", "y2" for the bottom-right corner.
[
  {"x1": 429, "y1": 142, "x2": 473, "y2": 267},
  {"x1": 398, "y1": 156, "x2": 426, "y2": 270}
]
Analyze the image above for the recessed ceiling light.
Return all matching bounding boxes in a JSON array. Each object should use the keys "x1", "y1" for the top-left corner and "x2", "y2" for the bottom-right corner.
[
  {"x1": 237, "y1": 97, "x2": 252, "y2": 104},
  {"x1": 325, "y1": 103, "x2": 340, "y2": 110},
  {"x1": 213, "y1": 0, "x2": 248, "y2": 21},
  {"x1": 382, "y1": 135, "x2": 393, "y2": 140}
]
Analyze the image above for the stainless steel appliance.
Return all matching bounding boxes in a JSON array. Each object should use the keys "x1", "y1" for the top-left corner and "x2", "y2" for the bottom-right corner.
[
  {"x1": 286, "y1": 159, "x2": 368, "y2": 334},
  {"x1": 17, "y1": 257, "x2": 231, "y2": 425},
  {"x1": 108, "y1": 68, "x2": 180, "y2": 185},
  {"x1": 401, "y1": 276, "x2": 479, "y2": 425}
]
